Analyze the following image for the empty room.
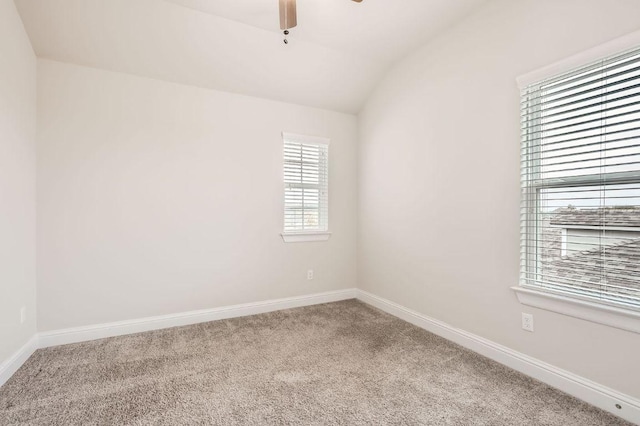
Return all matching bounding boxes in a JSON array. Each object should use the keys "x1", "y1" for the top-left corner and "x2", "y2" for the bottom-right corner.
[{"x1": 2, "y1": 0, "x2": 640, "y2": 424}]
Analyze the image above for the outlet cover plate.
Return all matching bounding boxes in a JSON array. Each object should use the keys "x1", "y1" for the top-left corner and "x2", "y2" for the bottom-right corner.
[{"x1": 522, "y1": 313, "x2": 534, "y2": 332}]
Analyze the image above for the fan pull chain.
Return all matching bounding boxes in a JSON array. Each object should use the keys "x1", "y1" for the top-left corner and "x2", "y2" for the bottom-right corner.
[{"x1": 283, "y1": 30, "x2": 290, "y2": 44}]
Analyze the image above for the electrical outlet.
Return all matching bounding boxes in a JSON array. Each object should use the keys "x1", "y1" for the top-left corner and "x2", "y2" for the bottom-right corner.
[
  {"x1": 522, "y1": 313, "x2": 534, "y2": 332},
  {"x1": 20, "y1": 306, "x2": 26, "y2": 324},
  {"x1": 307, "y1": 269, "x2": 314, "y2": 280}
]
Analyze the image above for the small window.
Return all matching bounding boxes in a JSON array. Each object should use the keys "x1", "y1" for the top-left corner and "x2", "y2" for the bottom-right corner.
[
  {"x1": 281, "y1": 132, "x2": 330, "y2": 242},
  {"x1": 520, "y1": 47, "x2": 640, "y2": 310}
]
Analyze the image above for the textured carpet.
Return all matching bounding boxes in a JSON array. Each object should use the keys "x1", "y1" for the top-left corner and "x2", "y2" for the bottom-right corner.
[{"x1": 0, "y1": 300, "x2": 629, "y2": 425}]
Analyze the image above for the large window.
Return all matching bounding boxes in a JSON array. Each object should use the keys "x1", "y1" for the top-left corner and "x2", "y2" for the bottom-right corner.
[
  {"x1": 520, "y1": 47, "x2": 640, "y2": 311},
  {"x1": 282, "y1": 132, "x2": 330, "y2": 242}
]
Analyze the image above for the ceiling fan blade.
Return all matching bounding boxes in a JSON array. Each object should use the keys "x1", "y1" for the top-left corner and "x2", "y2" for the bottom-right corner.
[{"x1": 279, "y1": 0, "x2": 297, "y2": 30}]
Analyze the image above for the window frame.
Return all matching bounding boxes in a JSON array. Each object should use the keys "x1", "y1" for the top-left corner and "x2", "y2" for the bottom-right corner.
[
  {"x1": 280, "y1": 132, "x2": 332, "y2": 243},
  {"x1": 513, "y1": 30, "x2": 640, "y2": 333}
]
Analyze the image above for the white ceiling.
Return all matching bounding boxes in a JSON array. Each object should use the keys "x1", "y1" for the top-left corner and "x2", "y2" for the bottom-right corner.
[{"x1": 15, "y1": 0, "x2": 487, "y2": 113}]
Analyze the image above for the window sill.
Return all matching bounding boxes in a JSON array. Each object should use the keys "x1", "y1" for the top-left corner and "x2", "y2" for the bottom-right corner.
[
  {"x1": 281, "y1": 232, "x2": 332, "y2": 243},
  {"x1": 511, "y1": 286, "x2": 640, "y2": 334}
]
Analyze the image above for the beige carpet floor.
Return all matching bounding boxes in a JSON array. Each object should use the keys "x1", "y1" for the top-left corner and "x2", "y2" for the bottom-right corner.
[{"x1": 0, "y1": 300, "x2": 630, "y2": 425}]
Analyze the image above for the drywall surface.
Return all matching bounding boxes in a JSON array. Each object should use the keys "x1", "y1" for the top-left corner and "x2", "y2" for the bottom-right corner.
[
  {"x1": 37, "y1": 60, "x2": 357, "y2": 331},
  {"x1": 358, "y1": 0, "x2": 640, "y2": 398},
  {"x1": 0, "y1": 0, "x2": 37, "y2": 362}
]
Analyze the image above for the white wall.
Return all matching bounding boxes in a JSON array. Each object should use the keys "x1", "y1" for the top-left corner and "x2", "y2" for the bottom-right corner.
[
  {"x1": 358, "y1": 0, "x2": 640, "y2": 398},
  {"x1": 37, "y1": 60, "x2": 357, "y2": 331},
  {"x1": 0, "y1": 0, "x2": 37, "y2": 362}
]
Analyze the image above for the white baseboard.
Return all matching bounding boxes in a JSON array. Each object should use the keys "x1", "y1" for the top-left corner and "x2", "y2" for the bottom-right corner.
[
  {"x1": 355, "y1": 289, "x2": 640, "y2": 425},
  {"x1": 0, "y1": 335, "x2": 39, "y2": 388},
  {"x1": 38, "y1": 288, "x2": 357, "y2": 349}
]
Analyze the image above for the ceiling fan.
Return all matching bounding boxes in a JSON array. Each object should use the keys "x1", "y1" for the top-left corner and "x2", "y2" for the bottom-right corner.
[{"x1": 279, "y1": 0, "x2": 363, "y2": 44}]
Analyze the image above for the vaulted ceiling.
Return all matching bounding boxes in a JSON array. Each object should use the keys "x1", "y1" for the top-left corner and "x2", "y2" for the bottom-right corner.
[{"x1": 15, "y1": 0, "x2": 487, "y2": 113}]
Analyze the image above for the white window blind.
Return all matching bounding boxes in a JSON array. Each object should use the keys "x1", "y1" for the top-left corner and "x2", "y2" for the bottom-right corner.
[
  {"x1": 283, "y1": 133, "x2": 329, "y2": 233},
  {"x1": 521, "y1": 46, "x2": 640, "y2": 310}
]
